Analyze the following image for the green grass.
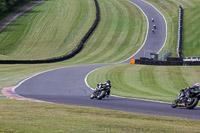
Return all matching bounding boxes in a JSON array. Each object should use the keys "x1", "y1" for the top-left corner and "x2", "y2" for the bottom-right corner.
[
  {"x1": 0, "y1": 0, "x2": 147, "y2": 96},
  {"x1": 182, "y1": 0, "x2": 200, "y2": 57},
  {"x1": 53, "y1": 0, "x2": 147, "y2": 64},
  {"x1": 0, "y1": 0, "x2": 147, "y2": 92},
  {"x1": 0, "y1": 0, "x2": 146, "y2": 62},
  {"x1": 0, "y1": 0, "x2": 96, "y2": 60},
  {"x1": 1, "y1": 0, "x2": 200, "y2": 132},
  {"x1": 146, "y1": 0, "x2": 200, "y2": 57},
  {"x1": 82, "y1": 0, "x2": 147, "y2": 63},
  {"x1": 87, "y1": 64, "x2": 200, "y2": 102},
  {"x1": 0, "y1": 1, "x2": 151, "y2": 131},
  {"x1": 145, "y1": 0, "x2": 179, "y2": 57},
  {"x1": 1, "y1": 99, "x2": 200, "y2": 133}
]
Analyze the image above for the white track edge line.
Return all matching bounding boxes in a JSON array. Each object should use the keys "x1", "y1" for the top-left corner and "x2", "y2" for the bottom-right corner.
[
  {"x1": 12, "y1": 64, "x2": 99, "y2": 96},
  {"x1": 84, "y1": 68, "x2": 171, "y2": 104},
  {"x1": 119, "y1": 0, "x2": 149, "y2": 63},
  {"x1": 142, "y1": 0, "x2": 168, "y2": 54}
]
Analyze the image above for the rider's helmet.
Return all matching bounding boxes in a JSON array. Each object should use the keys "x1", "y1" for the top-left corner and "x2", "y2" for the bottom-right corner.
[
  {"x1": 106, "y1": 80, "x2": 111, "y2": 84},
  {"x1": 194, "y1": 83, "x2": 200, "y2": 87}
]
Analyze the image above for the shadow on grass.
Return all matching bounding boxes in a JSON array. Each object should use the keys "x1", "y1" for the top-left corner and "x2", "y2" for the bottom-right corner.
[{"x1": 25, "y1": 10, "x2": 43, "y2": 14}]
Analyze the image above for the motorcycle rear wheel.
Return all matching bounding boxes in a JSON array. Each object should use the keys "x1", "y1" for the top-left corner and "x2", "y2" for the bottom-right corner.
[
  {"x1": 186, "y1": 97, "x2": 199, "y2": 109},
  {"x1": 97, "y1": 91, "x2": 106, "y2": 100}
]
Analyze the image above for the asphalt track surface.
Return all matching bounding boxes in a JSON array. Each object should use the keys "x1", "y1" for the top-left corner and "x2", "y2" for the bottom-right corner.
[{"x1": 14, "y1": 0, "x2": 200, "y2": 120}]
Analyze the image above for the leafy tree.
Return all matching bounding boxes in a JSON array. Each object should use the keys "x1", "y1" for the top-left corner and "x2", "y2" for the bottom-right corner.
[
  {"x1": 0, "y1": 0, "x2": 8, "y2": 14},
  {"x1": 0, "y1": 0, "x2": 32, "y2": 16}
]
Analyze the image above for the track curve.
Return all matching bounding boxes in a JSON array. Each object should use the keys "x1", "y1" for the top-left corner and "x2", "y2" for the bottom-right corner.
[{"x1": 14, "y1": 0, "x2": 200, "y2": 120}]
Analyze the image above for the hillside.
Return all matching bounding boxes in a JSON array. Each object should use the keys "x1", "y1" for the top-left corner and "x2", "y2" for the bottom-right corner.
[
  {"x1": 0, "y1": 0, "x2": 96, "y2": 60},
  {"x1": 146, "y1": 0, "x2": 200, "y2": 57}
]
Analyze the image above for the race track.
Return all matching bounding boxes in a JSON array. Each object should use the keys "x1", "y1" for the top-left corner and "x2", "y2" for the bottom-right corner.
[{"x1": 14, "y1": 0, "x2": 200, "y2": 120}]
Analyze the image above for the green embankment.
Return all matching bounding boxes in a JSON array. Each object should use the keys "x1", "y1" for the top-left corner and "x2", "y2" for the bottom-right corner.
[
  {"x1": 70, "y1": 0, "x2": 147, "y2": 63},
  {"x1": 182, "y1": 0, "x2": 200, "y2": 57},
  {"x1": 146, "y1": 0, "x2": 200, "y2": 57},
  {"x1": 0, "y1": 0, "x2": 146, "y2": 91},
  {"x1": 87, "y1": 64, "x2": 200, "y2": 102},
  {"x1": 1, "y1": 0, "x2": 200, "y2": 132},
  {"x1": 0, "y1": 0, "x2": 146, "y2": 62},
  {"x1": 0, "y1": 0, "x2": 96, "y2": 60},
  {"x1": 1, "y1": 99, "x2": 200, "y2": 133}
]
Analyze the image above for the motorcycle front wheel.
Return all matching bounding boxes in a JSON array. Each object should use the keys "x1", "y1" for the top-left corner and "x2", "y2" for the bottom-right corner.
[
  {"x1": 90, "y1": 94, "x2": 95, "y2": 99},
  {"x1": 171, "y1": 99, "x2": 178, "y2": 108}
]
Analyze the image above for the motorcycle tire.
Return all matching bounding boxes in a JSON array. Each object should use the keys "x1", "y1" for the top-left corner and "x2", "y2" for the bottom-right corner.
[
  {"x1": 97, "y1": 91, "x2": 106, "y2": 100},
  {"x1": 171, "y1": 100, "x2": 178, "y2": 108},
  {"x1": 90, "y1": 94, "x2": 95, "y2": 99},
  {"x1": 186, "y1": 97, "x2": 199, "y2": 109}
]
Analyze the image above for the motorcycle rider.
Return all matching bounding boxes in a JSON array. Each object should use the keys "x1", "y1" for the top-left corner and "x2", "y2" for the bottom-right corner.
[
  {"x1": 179, "y1": 83, "x2": 200, "y2": 106},
  {"x1": 185, "y1": 83, "x2": 200, "y2": 94},
  {"x1": 94, "y1": 80, "x2": 111, "y2": 97}
]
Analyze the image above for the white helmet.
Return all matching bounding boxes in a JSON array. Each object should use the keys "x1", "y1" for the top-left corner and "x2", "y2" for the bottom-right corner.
[{"x1": 194, "y1": 83, "x2": 200, "y2": 87}]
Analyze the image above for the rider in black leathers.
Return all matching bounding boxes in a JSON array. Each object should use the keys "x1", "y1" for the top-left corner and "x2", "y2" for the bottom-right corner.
[
  {"x1": 184, "y1": 83, "x2": 200, "y2": 94},
  {"x1": 94, "y1": 80, "x2": 111, "y2": 97},
  {"x1": 179, "y1": 83, "x2": 200, "y2": 102}
]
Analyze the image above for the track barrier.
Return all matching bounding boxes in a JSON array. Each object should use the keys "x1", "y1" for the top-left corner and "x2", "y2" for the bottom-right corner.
[
  {"x1": 131, "y1": 57, "x2": 200, "y2": 66},
  {"x1": 177, "y1": 5, "x2": 183, "y2": 58}
]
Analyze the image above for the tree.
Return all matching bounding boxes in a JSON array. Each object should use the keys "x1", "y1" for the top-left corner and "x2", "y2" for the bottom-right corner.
[
  {"x1": 6, "y1": 0, "x2": 18, "y2": 10},
  {"x1": 0, "y1": 0, "x2": 8, "y2": 14}
]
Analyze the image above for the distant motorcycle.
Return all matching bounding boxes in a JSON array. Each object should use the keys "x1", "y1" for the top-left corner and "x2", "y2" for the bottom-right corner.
[
  {"x1": 171, "y1": 88, "x2": 200, "y2": 109},
  {"x1": 90, "y1": 84, "x2": 109, "y2": 100}
]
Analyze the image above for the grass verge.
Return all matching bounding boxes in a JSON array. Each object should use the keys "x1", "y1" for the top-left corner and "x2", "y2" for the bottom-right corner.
[
  {"x1": 146, "y1": 0, "x2": 200, "y2": 57},
  {"x1": 0, "y1": 99, "x2": 200, "y2": 133},
  {"x1": 2, "y1": 0, "x2": 200, "y2": 132},
  {"x1": 0, "y1": 0, "x2": 147, "y2": 62},
  {"x1": 87, "y1": 64, "x2": 200, "y2": 102},
  {"x1": 0, "y1": 0, "x2": 146, "y2": 94},
  {"x1": 65, "y1": 0, "x2": 147, "y2": 63},
  {"x1": 0, "y1": 0, "x2": 96, "y2": 60},
  {"x1": 0, "y1": 0, "x2": 152, "y2": 131}
]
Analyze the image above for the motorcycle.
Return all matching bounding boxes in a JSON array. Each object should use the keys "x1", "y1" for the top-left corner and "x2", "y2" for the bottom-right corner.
[
  {"x1": 90, "y1": 84, "x2": 109, "y2": 100},
  {"x1": 171, "y1": 88, "x2": 200, "y2": 109}
]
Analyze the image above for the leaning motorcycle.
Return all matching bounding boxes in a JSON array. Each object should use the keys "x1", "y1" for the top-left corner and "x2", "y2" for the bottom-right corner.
[
  {"x1": 90, "y1": 84, "x2": 108, "y2": 100},
  {"x1": 171, "y1": 88, "x2": 200, "y2": 109}
]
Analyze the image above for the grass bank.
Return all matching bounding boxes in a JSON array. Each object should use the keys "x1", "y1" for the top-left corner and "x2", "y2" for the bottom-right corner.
[
  {"x1": 0, "y1": 0, "x2": 96, "y2": 60},
  {"x1": 0, "y1": 0, "x2": 150, "y2": 131},
  {"x1": 64, "y1": 0, "x2": 147, "y2": 63},
  {"x1": 0, "y1": 0, "x2": 146, "y2": 93},
  {"x1": 1, "y1": 99, "x2": 200, "y2": 133},
  {"x1": 0, "y1": 0, "x2": 146, "y2": 61},
  {"x1": 146, "y1": 0, "x2": 200, "y2": 57},
  {"x1": 2, "y1": 0, "x2": 200, "y2": 132},
  {"x1": 182, "y1": 0, "x2": 200, "y2": 57},
  {"x1": 87, "y1": 64, "x2": 200, "y2": 102}
]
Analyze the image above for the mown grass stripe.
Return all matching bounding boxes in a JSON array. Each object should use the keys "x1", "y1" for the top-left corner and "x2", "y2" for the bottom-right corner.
[
  {"x1": 153, "y1": 67, "x2": 177, "y2": 95},
  {"x1": 70, "y1": 0, "x2": 147, "y2": 64},
  {"x1": 87, "y1": 64, "x2": 200, "y2": 102},
  {"x1": 91, "y1": 0, "x2": 120, "y2": 61},
  {"x1": 0, "y1": 0, "x2": 96, "y2": 60},
  {"x1": 71, "y1": 1, "x2": 111, "y2": 64},
  {"x1": 97, "y1": 0, "x2": 126, "y2": 62}
]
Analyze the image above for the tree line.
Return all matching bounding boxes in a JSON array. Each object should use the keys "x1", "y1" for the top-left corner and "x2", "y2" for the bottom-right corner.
[{"x1": 0, "y1": 0, "x2": 31, "y2": 15}]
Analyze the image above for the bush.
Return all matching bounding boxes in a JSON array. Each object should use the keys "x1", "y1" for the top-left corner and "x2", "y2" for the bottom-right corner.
[{"x1": 0, "y1": 0, "x2": 31, "y2": 15}]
